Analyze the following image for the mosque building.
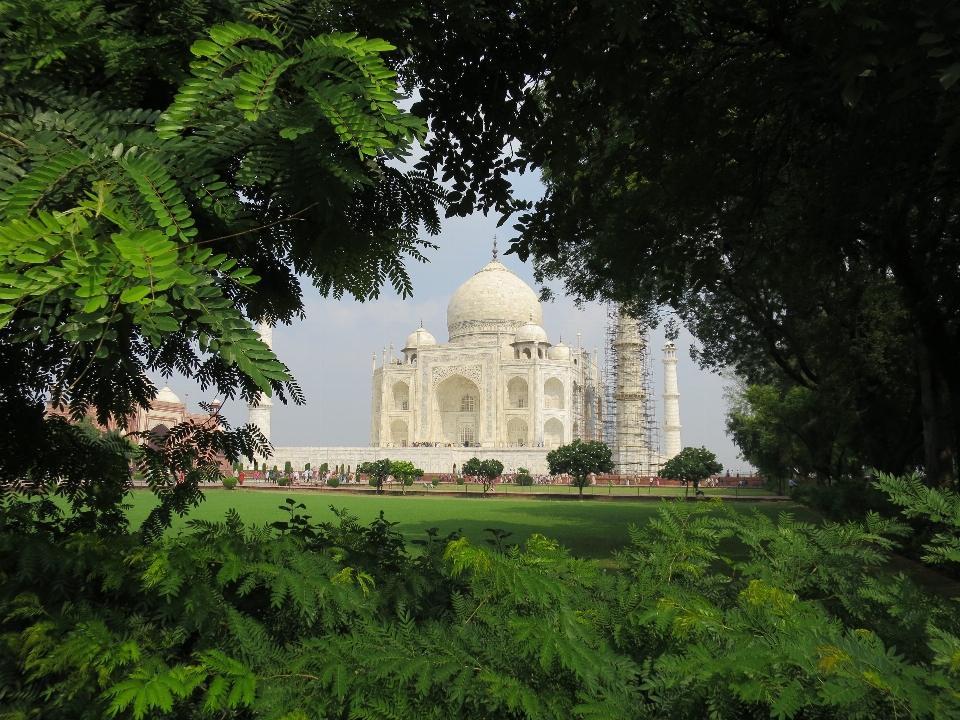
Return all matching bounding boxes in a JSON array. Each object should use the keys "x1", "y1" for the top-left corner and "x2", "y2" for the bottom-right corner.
[{"x1": 252, "y1": 245, "x2": 684, "y2": 475}]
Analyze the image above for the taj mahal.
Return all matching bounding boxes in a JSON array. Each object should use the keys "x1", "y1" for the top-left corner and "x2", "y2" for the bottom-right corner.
[{"x1": 247, "y1": 244, "x2": 684, "y2": 476}]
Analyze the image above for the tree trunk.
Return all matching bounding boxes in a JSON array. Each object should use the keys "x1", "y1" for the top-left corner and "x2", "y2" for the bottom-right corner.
[
  {"x1": 916, "y1": 328, "x2": 957, "y2": 486},
  {"x1": 886, "y1": 233, "x2": 959, "y2": 487}
]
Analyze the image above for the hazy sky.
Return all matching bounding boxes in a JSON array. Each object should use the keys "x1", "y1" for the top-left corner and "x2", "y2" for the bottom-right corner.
[{"x1": 156, "y1": 174, "x2": 753, "y2": 471}]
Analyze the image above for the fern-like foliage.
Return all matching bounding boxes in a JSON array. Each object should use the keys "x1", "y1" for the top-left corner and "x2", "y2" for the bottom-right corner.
[
  {"x1": 876, "y1": 471, "x2": 960, "y2": 565},
  {"x1": 0, "y1": 0, "x2": 444, "y2": 498},
  {"x1": 4, "y1": 495, "x2": 960, "y2": 719}
]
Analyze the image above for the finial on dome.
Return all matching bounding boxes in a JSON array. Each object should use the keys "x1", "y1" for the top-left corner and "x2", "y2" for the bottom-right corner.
[{"x1": 492, "y1": 235, "x2": 498, "y2": 261}]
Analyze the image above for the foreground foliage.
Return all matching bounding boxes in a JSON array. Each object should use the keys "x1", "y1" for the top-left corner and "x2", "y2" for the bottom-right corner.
[{"x1": 3, "y1": 489, "x2": 960, "y2": 720}]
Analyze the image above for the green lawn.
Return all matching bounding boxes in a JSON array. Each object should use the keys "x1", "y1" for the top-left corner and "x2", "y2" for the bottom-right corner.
[{"x1": 125, "y1": 489, "x2": 812, "y2": 560}]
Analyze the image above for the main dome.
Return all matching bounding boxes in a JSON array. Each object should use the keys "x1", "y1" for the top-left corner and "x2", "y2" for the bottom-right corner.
[{"x1": 447, "y1": 260, "x2": 542, "y2": 342}]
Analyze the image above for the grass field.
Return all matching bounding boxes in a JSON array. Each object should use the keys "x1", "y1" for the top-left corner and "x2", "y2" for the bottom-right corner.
[{"x1": 125, "y1": 489, "x2": 811, "y2": 560}]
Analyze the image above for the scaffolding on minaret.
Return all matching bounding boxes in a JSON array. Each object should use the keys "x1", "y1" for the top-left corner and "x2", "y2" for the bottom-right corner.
[
  {"x1": 603, "y1": 304, "x2": 663, "y2": 475},
  {"x1": 602, "y1": 305, "x2": 619, "y2": 450}
]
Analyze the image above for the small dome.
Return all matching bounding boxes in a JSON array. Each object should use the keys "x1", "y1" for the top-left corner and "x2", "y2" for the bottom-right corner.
[
  {"x1": 548, "y1": 341, "x2": 571, "y2": 360},
  {"x1": 447, "y1": 260, "x2": 542, "y2": 342},
  {"x1": 513, "y1": 323, "x2": 549, "y2": 345},
  {"x1": 404, "y1": 326, "x2": 436, "y2": 350},
  {"x1": 155, "y1": 384, "x2": 181, "y2": 405}
]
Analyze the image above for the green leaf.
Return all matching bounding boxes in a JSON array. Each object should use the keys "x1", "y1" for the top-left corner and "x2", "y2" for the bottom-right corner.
[{"x1": 120, "y1": 286, "x2": 152, "y2": 303}]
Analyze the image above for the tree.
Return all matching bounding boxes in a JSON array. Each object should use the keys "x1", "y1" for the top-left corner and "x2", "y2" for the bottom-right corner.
[
  {"x1": 495, "y1": 1, "x2": 960, "y2": 485},
  {"x1": 358, "y1": 458, "x2": 392, "y2": 495},
  {"x1": 726, "y1": 384, "x2": 866, "y2": 486},
  {"x1": 389, "y1": 460, "x2": 423, "y2": 494},
  {"x1": 0, "y1": 0, "x2": 457, "y2": 533},
  {"x1": 546, "y1": 440, "x2": 613, "y2": 498},
  {"x1": 661, "y1": 447, "x2": 724, "y2": 498},
  {"x1": 461, "y1": 457, "x2": 504, "y2": 495}
]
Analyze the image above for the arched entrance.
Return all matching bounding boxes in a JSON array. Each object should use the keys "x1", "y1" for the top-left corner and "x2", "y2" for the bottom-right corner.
[
  {"x1": 507, "y1": 417, "x2": 528, "y2": 446},
  {"x1": 544, "y1": 418, "x2": 564, "y2": 447},
  {"x1": 390, "y1": 419, "x2": 409, "y2": 446},
  {"x1": 435, "y1": 374, "x2": 481, "y2": 446}
]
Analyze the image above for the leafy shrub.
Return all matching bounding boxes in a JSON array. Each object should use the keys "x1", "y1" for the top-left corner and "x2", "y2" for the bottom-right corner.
[
  {"x1": 431, "y1": 477, "x2": 439, "y2": 487},
  {"x1": 455, "y1": 475, "x2": 465, "y2": 485},
  {"x1": 4, "y1": 492, "x2": 960, "y2": 720},
  {"x1": 369, "y1": 477, "x2": 378, "y2": 487},
  {"x1": 792, "y1": 476, "x2": 895, "y2": 523},
  {"x1": 277, "y1": 477, "x2": 291, "y2": 487},
  {"x1": 516, "y1": 473, "x2": 533, "y2": 486},
  {"x1": 327, "y1": 476, "x2": 340, "y2": 488},
  {"x1": 221, "y1": 476, "x2": 238, "y2": 490}
]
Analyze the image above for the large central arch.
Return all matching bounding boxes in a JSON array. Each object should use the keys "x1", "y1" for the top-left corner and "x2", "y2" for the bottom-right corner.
[{"x1": 435, "y1": 374, "x2": 481, "y2": 446}]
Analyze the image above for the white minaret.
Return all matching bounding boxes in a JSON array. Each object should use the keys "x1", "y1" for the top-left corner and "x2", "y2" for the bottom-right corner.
[
  {"x1": 662, "y1": 342, "x2": 682, "y2": 459},
  {"x1": 247, "y1": 321, "x2": 274, "y2": 457},
  {"x1": 613, "y1": 307, "x2": 646, "y2": 474}
]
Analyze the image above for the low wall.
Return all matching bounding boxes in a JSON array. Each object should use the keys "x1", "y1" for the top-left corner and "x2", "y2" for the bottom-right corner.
[{"x1": 269, "y1": 446, "x2": 553, "y2": 474}]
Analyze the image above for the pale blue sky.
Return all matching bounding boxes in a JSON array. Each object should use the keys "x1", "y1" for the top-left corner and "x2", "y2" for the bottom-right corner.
[{"x1": 155, "y1": 173, "x2": 752, "y2": 471}]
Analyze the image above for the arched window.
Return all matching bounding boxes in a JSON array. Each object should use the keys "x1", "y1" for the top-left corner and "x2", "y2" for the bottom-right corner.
[
  {"x1": 460, "y1": 395, "x2": 476, "y2": 412},
  {"x1": 523, "y1": 348, "x2": 531, "y2": 359},
  {"x1": 393, "y1": 382, "x2": 410, "y2": 411},
  {"x1": 410, "y1": 353, "x2": 417, "y2": 365},
  {"x1": 544, "y1": 377, "x2": 564, "y2": 409},
  {"x1": 507, "y1": 377, "x2": 528, "y2": 409},
  {"x1": 459, "y1": 424, "x2": 475, "y2": 445},
  {"x1": 538, "y1": 348, "x2": 544, "y2": 359},
  {"x1": 544, "y1": 418, "x2": 564, "y2": 447},
  {"x1": 507, "y1": 417, "x2": 528, "y2": 446},
  {"x1": 391, "y1": 419, "x2": 409, "y2": 446}
]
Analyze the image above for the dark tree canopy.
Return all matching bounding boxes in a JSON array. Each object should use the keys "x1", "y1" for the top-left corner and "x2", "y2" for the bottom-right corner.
[{"x1": 489, "y1": 1, "x2": 960, "y2": 486}]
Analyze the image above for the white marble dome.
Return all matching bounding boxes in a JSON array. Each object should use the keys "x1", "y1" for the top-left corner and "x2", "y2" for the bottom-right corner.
[
  {"x1": 155, "y1": 384, "x2": 181, "y2": 405},
  {"x1": 514, "y1": 322, "x2": 549, "y2": 345},
  {"x1": 404, "y1": 326, "x2": 437, "y2": 350},
  {"x1": 446, "y1": 259, "x2": 542, "y2": 342},
  {"x1": 548, "y1": 341, "x2": 570, "y2": 360}
]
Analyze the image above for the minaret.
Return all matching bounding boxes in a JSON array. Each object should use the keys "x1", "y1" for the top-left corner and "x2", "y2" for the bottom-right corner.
[
  {"x1": 613, "y1": 307, "x2": 646, "y2": 474},
  {"x1": 247, "y1": 321, "x2": 274, "y2": 456},
  {"x1": 662, "y1": 342, "x2": 682, "y2": 459}
]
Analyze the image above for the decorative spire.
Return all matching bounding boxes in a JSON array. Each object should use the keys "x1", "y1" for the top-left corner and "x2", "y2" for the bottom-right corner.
[{"x1": 492, "y1": 235, "x2": 498, "y2": 261}]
